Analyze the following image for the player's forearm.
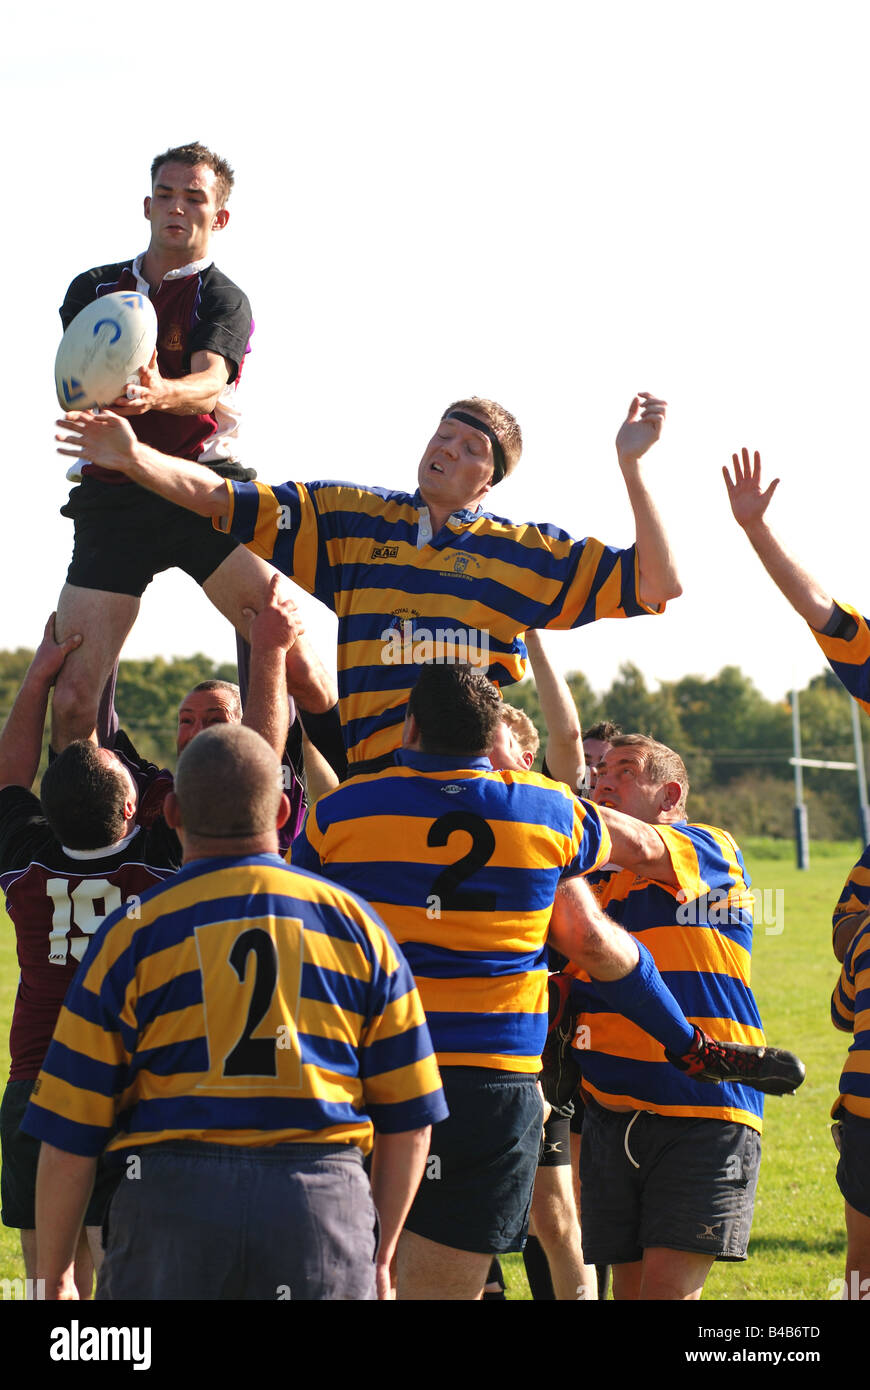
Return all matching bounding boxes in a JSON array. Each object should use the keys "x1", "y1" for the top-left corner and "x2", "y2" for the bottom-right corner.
[
  {"x1": 243, "y1": 647, "x2": 291, "y2": 758},
  {"x1": 124, "y1": 443, "x2": 230, "y2": 518},
  {"x1": 370, "y1": 1127, "x2": 431, "y2": 1273},
  {"x1": 0, "y1": 665, "x2": 53, "y2": 790},
  {"x1": 524, "y1": 631, "x2": 584, "y2": 786},
  {"x1": 547, "y1": 877, "x2": 639, "y2": 980},
  {"x1": 35, "y1": 1145, "x2": 96, "y2": 1297},
  {"x1": 739, "y1": 517, "x2": 835, "y2": 630},
  {"x1": 620, "y1": 463, "x2": 682, "y2": 607},
  {"x1": 594, "y1": 806, "x2": 679, "y2": 886},
  {"x1": 151, "y1": 369, "x2": 227, "y2": 416}
]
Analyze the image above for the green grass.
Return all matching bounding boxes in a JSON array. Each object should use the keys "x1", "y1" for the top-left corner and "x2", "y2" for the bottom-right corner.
[{"x1": 0, "y1": 841, "x2": 857, "y2": 1298}]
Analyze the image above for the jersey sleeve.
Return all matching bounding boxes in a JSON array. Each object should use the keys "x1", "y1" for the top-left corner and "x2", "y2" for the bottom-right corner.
[
  {"x1": 0, "y1": 787, "x2": 52, "y2": 873},
  {"x1": 528, "y1": 535, "x2": 662, "y2": 629},
  {"x1": 189, "y1": 274, "x2": 253, "y2": 383},
  {"x1": 651, "y1": 822, "x2": 750, "y2": 903},
  {"x1": 808, "y1": 600, "x2": 870, "y2": 715},
  {"x1": 833, "y1": 845, "x2": 870, "y2": 942},
  {"x1": 562, "y1": 796, "x2": 612, "y2": 879},
  {"x1": 214, "y1": 479, "x2": 333, "y2": 605}
]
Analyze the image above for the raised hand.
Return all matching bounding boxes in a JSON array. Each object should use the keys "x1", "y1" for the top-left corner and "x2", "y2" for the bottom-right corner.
[
  {"x1": 723, "y1": 447, "x2": 780, "y2": 531},
  {"x1": 616, "y1": 392, "x2": 667, "y2": 468},
  {"x1": 55, "y1": 410, "x2": 139, "y2": 473}
]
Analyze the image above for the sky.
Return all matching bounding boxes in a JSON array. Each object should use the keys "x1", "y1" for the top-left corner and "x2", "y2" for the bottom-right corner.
[{"x1": 3, "y1": 0, "x2": 868, "y2": 710}]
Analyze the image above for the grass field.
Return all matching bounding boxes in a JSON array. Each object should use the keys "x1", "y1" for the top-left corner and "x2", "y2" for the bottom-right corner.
[{"x1": 0, "y1": 835, "x2": 859, "y2": 1300}]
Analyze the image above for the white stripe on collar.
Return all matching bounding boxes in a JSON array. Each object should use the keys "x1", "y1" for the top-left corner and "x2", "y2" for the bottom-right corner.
[
  {"x1": 131, "y1": 251, "x2": 214, "y2": 290},
  {"x1": 61, "y1": 825, "x2": 141, "y2": 860}
]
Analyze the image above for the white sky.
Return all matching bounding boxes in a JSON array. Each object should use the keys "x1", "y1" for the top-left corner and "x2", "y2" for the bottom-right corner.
[{"x1": 2, "y1": 0, "x2": 867, "y2": 705}]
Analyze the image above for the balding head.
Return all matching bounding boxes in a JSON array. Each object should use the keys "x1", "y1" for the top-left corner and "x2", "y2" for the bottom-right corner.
[{"x1": 174, "y1": 724, "x2": 283, "y2": 840}]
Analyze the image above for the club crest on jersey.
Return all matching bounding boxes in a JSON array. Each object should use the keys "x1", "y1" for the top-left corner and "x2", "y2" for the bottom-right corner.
[{"x1": 162, "y1": 324, "x2": 184, "y2": 352}]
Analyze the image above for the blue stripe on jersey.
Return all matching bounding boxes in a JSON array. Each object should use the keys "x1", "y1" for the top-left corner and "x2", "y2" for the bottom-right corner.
[
  {"x1": 659, "y1": 971, "x2": 763, "y2": 1030},
  {"x1": 40, "y1": 1039, "x2": 124, "y2": 1097},
  {"x1": 400, "y1": 941, "x2": 545, "y2": 979},
  {"x1": 579, "y1": 1052, "x2": 764, "y2": 1120},
  {"x1": 137, "y1": 970, "x2": 204, "y2": 1031},
  {"x1": 318, "y1": 862, "x2": 578, "y2": 913},
  {"x1": 360, "y1": 1021, "x2": 437, "y2": 1076},
  {"x1": 426, "y1": 1009, "x2": 545, "y2": 1058}
]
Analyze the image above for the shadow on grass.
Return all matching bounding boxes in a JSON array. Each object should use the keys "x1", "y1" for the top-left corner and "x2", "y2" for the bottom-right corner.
[{"x1": 749, "y1": 1233, "x2": 844, "y2": 1255}]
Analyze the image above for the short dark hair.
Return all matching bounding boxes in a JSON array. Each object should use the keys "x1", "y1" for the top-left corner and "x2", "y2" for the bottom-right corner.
[
  {"x1": 407, "y1": 665, "x2": 502, "y2": 756},
  {"x1": 585, "y1": 720, "x2": 622, "y2": 742},
  {"x1": 40, "y1": 742, "x2": 131, "y2": 849},
  {"x1": 175, "y1": 725, "x2": 281, "y2": 837},
  {"x1": 150, "y1": 142, "x2": 235, "y2": 207}
]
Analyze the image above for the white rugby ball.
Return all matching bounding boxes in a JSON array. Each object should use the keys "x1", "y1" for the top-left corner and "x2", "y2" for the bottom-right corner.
[{"x1": 55, "y1": 291, "x2": 158, "y2": 410}]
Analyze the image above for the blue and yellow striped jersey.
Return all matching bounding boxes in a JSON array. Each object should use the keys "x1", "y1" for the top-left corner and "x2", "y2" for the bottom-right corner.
[
  {"x1": 291, "y1": 751, "x2": 612, "y2": 1071},
  {"x1": 833, "y1": 846, "x2": 870, "y2": 941},
  {"x1": 806, "y1": 601, "x2": 870, "y2": 941},
  {"x1": 215, "y1": 478, "x2": 660, "y2": 765},
  {"x1": 22, "y1": 853, "x2": 447, "y2": 1157},
  {"x1": 809, "y1": 600, "x2": 870, "y2": 716},
  {"x1": 831, "y1": 918, "x2": 870, "y2": 1120},
  {"x1": 567, "y1": 822, "x2": 765, "y2": 1131}
]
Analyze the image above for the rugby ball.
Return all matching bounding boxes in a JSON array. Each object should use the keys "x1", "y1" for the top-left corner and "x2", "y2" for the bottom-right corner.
[{"x1": 55, "y1": 291, "x2": 158, "y2": 410}]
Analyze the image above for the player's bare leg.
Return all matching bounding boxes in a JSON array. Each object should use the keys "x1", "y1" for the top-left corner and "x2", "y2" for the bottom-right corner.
[
  {"x1": 612, "y1": 1248, "x2": 714, "y2": 1301},
  {"x1": 204, "y1": 547, "x2": 337, "y2": 713},
  {"x1": 51, "y1": 585, "x2": 140, "y2": 750},
  {"x1": 844, "y1": 1201, "x2": 870, "y2": 1296},
  {"x1": 529, "y1": 1166, "x2": 597, "y2": 1300},
  {"x1": 396, "y1": 1229, "x2": 492, "y2": 1300}
]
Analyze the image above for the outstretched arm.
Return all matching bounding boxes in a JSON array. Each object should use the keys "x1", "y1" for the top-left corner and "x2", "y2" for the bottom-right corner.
[
  {"x1": 56, "y1": 410, "x2": 229, "y2": 519},
  {"x1": 0, "y1": 616, "x2": 82, "y2": 791},
  {"x1": 616, "y1": 392, "x2": 682, "y2": 609},
  {"x1": 594, "y1": 803, "x2": 679, "y2": 887},
  {"x1": 724, "y1": 447, "x2": 835, "y2": 630},
  {"x1": 524, "y1": 630, "x2": 584, "y2": 788}
]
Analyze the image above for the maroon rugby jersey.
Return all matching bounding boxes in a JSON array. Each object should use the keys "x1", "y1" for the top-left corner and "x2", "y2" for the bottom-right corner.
[
  {"x1": 59, "y1": 255, "x2": 253, "y2": 483},
  {"x1": 0, "y1": 786, "x2": 181, "y2": 1080}
]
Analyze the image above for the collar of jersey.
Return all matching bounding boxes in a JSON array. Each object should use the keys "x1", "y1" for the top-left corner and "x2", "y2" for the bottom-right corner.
[
  {"x1": 62, "y1": 824, "x2": 141, "y2": 860},
  {"x1": 412, "y1": 489, "x2": 482, "y2": 524},
  {"x1": 131, "y1": 251, "x2": 214, "y2": 291},
  {"x1": 395, "y1": 749, "x2": 493, "y2": 772}
]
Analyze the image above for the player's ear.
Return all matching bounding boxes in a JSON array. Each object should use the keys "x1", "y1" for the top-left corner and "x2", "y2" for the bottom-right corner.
[
  {"x1": 660, "y1": 780, "x2": 682, "y2": 814},
  {"x1": 523, "y1": 751, "x2": 534, "y2": 770},
  {"x1": 144, "y1": 196, "x2": 152, "y2": 221},
  {"x1": 213, "y1": 208, "x2": 230, "y2": 232},
  {"x1": 276, "y1": 792, "x2": 290, "y2": 831},
  {"x1": 163, "y1": 790, "x2": 182, "y2": 830}
]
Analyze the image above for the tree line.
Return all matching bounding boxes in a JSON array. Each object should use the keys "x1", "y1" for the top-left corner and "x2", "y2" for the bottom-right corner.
[{"x1": 0, "y1": 645, "x2": 865, "y2": 844}]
